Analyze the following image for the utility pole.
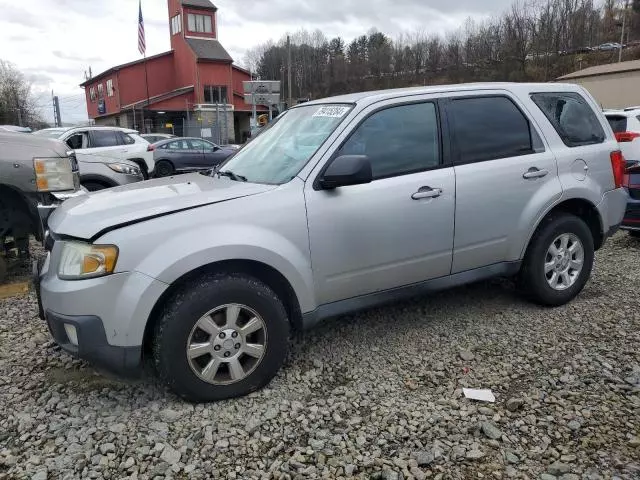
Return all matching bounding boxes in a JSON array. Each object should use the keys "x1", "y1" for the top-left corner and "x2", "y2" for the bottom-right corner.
[
  {"x1": 287, "y1": 35, "x2": 292, "y2": 109},
  {"x1": 52, "y1": 91, "x2": 62, "y2": 127},
  {"x1": 15, "y1": 93, "x2": 22, "y2": 127},
  {"x1": 619, "y1": 0, "x2": 628, "y2": 63}
]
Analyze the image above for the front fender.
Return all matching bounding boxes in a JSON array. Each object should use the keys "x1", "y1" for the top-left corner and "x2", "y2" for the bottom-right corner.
[
  {"x1": 150, "y1": 225, "x2": 315, "y2": 313},
  {"x1": 105, "y1": 222, "x2": 316, "y2": 314}
]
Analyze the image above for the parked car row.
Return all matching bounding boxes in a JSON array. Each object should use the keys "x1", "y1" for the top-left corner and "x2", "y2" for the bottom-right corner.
[{"x1": 31, "y1": 127, "x2": 238, "y2": 189}]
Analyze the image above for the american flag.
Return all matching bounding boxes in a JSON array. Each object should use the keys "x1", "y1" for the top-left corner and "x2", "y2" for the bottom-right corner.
[{"x1": 138, "y1": 0, "x2": 146, "y2": 55}]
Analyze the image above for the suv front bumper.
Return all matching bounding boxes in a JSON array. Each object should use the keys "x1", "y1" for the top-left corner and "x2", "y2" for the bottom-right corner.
[{"x1": 34, "y1": 248, "x2": 168, "y2": 374}]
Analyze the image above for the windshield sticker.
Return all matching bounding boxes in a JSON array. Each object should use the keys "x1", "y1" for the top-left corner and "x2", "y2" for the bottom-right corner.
[{"x1": 313, "y1": 106, "x2": 350, "y2": 118}]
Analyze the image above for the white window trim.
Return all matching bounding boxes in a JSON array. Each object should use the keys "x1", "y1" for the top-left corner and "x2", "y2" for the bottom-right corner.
[
  {"x1": 187, "y1": 13, "x2": 213, "y2": 34},
  {"x1": 171, "y1": 14, "x2": 182, "y2": 35}
]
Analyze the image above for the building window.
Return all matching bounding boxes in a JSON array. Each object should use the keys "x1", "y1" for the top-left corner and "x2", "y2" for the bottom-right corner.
[
  {"x1": 188, "y1": 13, "x2": 212, "y2": 33},
  {"x1": 171, "y1": 14, "x2": 181, "y2": 35},
  {"x1": 106, "y1": 79, "x2": 114, "y2": 97},
  {"x1": 204, "y1": 85, "x2": 228, "y2": 104},
  {"x1": 97, "y1": 83, "x2": 104, "y2": 99},
  {"x1": 89, "y1": 87, "x2": 97, "y2": 102}
]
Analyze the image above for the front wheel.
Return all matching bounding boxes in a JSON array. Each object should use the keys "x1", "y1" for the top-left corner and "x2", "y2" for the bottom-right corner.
[
  {"x1": 519, "y1": 213, "x2": 594, "y2": 306},
  {"x1": 152, "y1": 273, "x2": 290, "y2": 402}
]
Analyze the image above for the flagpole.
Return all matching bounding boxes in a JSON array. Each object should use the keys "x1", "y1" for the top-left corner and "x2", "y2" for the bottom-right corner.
[
  {"x1": 143, "y1": 53, "x2": 150, "y2": 133},
  {"x1": 138, "y1": 0, "x2": 150, "y2": 133}
]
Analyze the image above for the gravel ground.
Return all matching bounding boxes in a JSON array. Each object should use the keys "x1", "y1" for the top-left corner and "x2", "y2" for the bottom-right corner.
[{"x1": 1, "y1": 233, "x2": 639, "y2": 480}]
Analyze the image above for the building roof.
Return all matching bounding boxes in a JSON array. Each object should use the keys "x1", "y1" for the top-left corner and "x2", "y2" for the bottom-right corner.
[
  {"x1": 181, "y1": 0, "x2": 217, "y2": 11},
  {"x1": 79, "y1": 51, "x2": 173, "y2": 87},
  {"x1": 186, "y1": 38, "x2": 233, "y2": 62},
  {"x1": 557, "y1": 59, "x2": 640, "y2": 80}
]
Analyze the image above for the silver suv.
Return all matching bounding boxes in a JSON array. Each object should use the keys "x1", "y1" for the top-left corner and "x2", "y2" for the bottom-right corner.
[{"x1": 36, "y1": 83, "x2": 627, "y2": 402}]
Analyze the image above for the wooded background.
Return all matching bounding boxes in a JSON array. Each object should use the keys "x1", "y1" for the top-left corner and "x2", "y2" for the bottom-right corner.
[{"x1": 244, "y1": 0, "x2": 640, "y2": 102}]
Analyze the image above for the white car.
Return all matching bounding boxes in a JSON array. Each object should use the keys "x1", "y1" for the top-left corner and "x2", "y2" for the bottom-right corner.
[
  {"x1": 604, "y1": 108, "x2": 640, "y2": 164},
  {"x1": 34, "y1": 127, "x2": 155, "y2": 179}
]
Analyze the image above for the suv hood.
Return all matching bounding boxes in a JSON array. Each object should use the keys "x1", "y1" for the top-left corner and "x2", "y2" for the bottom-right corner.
[{"x1": 48, "y1": 173, "x2": 277, "y2": 239}]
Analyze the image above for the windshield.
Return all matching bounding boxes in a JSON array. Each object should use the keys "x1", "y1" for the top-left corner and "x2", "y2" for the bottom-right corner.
[{"x1": 218, "y1": 104, "x2": 353, "y2": 184}]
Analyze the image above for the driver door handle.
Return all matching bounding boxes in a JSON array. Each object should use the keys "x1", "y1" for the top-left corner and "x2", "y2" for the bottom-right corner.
[
  {"x1": 523, "y1": 167, "x2": 549, "y2": 179},
  {"x1": 412, "y1": 186, "x2": 442, "y2": 200}
]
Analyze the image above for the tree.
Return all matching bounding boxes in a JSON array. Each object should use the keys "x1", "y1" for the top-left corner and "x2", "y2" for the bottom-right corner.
[
  {"x1": 244, "y1": 0, "x2": 640, "y2": 102},
  {"x1": 0, "y1": 60, "x2": 45, "y2": 128}
]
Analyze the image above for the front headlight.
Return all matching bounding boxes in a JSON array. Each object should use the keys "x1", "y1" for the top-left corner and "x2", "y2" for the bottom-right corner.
[
  {"x1": 58, "y1": 242, "x2": 119, "y2": 280},
  {"x1": 108, "y1": 163, "x2": 141, "y2": 176},
  {"x1": 34, "y1": 157, "x2": 76, "y2": 192}
]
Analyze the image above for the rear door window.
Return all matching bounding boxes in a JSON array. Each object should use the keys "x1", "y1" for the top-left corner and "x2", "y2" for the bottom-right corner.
[
  {"x1": 90, "y1": 130, "x2": 121, "y2": 148},
  {"x1": 531, "y1": 92, "x2": 605, "y2": 147},
  {"x1": 167, "y1": 140, "x2": 190, "y2": 150},
  {"x1": 119, "y1": 132, "x2": 136, "y2": 145},
  {"x1": 446, "y1": 96, "x2": 536, "y2": 164}
]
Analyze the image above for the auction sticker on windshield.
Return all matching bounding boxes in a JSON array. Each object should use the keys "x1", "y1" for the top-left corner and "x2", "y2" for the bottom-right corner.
[{"x1": 313, "y1": 106, "x2": 351, "y2": 118}]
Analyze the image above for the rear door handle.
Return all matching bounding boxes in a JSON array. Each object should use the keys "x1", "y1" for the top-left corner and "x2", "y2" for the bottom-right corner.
[
  {"x1": 412, "y1": 186, "x2": 442, "y2": 200},
  {"x1": 523, "y1": 167, "x2": 549, "y2": 179}
]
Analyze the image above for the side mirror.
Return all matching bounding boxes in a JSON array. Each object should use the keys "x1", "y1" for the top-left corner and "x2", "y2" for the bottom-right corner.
[{"x1": 319, "y1": 155, "x2": 372, "y2": 189}]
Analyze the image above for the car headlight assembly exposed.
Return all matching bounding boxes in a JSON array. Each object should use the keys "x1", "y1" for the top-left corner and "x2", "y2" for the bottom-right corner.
[
  {"x1": 34, "y1": 157, "x2": 76, "y2": 192},
  {"x1": 108, "y1": 163, "x2": 141, "y2": 176},
  {"x1": 58, "y1": 242, "x2": 119, "y2": 280}
]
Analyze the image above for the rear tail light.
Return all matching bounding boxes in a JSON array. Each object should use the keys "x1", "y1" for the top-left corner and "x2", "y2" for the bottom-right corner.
[
  {"x1": 610, "y1": 150, "x2": 626, "y2": 188},
  {"x1": 614, "y1": 131, "x2": 640, "y2": 142},
  {"x1": 147, "y1": 144, "x2": 155, "y2": 152}
]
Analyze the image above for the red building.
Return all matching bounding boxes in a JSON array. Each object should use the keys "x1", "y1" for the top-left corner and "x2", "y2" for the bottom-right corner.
[{"x1": 80, "y1": 0, "x2": 264, "y2": 143}]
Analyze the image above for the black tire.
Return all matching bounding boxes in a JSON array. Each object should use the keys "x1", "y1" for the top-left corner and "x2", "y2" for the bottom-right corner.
[
  {"x1": 519, "y1": 213, "x2": 594, "y2": 306},
  {"x1": 155, "y1": 160, "x2": 174, "y2": 177},
  {"x1": 152, "y1": 273, "x2": 290, "y2": 402},
  {"x1": 629, "y1": 231, "x2": 640, "y2": 239},
  {"x1": 82, "y1": 182, "x2": 108, "y2": 192}
]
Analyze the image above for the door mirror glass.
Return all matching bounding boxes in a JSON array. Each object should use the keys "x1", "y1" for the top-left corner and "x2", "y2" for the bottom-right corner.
[{"x1": 319, "y1": 155, "x2": 372, "y2": 189}]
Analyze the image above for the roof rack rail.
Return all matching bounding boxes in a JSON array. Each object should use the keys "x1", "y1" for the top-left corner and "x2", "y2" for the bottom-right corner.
[{"x1": 623, "y1": 106, "x2": 640, "y2": 111}]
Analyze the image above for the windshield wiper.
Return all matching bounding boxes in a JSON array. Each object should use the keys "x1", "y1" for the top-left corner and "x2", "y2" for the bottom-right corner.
[{"x1": 217, "y1": 170, "x2": 247, "y2": 182}]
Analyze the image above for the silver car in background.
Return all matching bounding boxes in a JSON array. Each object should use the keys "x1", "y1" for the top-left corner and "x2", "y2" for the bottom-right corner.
[{"x1": 37, "y1": 83, "x2": 626, "y2": 402}]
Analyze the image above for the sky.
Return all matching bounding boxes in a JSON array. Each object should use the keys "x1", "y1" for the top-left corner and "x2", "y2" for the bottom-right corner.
[{"x1": 0, "y1": 0, "x2": 514, "y2": 125}]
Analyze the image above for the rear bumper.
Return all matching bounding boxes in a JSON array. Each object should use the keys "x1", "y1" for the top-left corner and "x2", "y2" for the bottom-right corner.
[{"x1": 597, "y1": 188, "x2": 628, "y2": 240}]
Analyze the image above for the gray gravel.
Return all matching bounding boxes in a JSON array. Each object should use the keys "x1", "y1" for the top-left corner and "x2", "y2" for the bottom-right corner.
[{"x1": 1, "y1": 233, "x2": 639, "y2": 479}]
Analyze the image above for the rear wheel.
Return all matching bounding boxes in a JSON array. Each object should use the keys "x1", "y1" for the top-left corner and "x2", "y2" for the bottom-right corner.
[
  {"x1": 155, "y1": 160, "x2": 174, "y2": 177},
  {"x1": 519, "y1": 213, "x2": 594, "y2": 306},
  {"x1": 152, "y1": 273, "x2": 290, "y2": 402}
]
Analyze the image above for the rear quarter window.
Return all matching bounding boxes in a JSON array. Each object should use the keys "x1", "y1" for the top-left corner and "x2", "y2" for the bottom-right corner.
[
  {"x1": 531, "y1": 92, "x2": 605, "y2": 147},
  {"x1": 605, "y1": 115, "x2": 627, "y2": 133}
]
